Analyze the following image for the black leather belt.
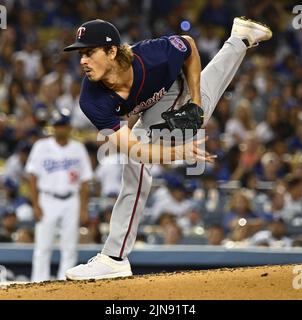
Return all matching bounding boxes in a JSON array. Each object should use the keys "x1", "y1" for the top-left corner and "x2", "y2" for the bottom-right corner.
[{"x1": 42, "y1": 191, "x2": 74, "y2": 200}]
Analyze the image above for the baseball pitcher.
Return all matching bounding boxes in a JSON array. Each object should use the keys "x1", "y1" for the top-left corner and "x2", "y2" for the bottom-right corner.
[{"x1": 63, "y1": 17, "x2": 272, "y2": 280}]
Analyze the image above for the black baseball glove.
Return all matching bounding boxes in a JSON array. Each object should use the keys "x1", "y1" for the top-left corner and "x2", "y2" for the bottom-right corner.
[{"x1": 149, "y1": 101, "x2": 204, "y2": 141}]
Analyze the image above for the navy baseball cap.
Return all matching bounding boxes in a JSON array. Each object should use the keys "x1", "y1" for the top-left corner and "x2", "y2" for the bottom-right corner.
[
  {"x1": 16, "y1": 141, "x2": 32, "y2": 154},
  {"x1": 3, "y1": 177, "x2": 19, "y2": 192},
  {"x1": 50, "y1": 109, "x2": 71, "y2": 126},
  {"x1": 164, "y1": 174, "x2": 186, "y2": 191},
  {"x1": 64, "y1": 19, "x2": 121, "y2": 52}
]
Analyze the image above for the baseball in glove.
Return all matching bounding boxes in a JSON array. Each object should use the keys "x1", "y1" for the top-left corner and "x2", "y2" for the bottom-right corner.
[{"x1": 149, "y1": 101, "x2": 204, "y2": 141}]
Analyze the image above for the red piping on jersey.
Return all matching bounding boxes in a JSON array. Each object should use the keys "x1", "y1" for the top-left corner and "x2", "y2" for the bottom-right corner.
[
  {"x1": 133, "y1": 53, "x2": 146, "y2": 105},
  {"x1": 171, "y1": 75, "x2": 184, "y2": 110},
  {"x1": 111, "y1": 123, "x2": 120, "y2": 131},
  {"x1": 119, "y1": 163, "x2": 144, "y2": 259}
]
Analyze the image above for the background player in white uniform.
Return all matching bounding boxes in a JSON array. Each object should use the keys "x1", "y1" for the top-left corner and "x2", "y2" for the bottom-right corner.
[{"x1": 26, "y1": 110, "x2": 93, "y2": 282}]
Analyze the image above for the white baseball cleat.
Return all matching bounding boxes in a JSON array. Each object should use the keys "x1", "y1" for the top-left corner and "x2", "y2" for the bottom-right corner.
[
  {"x1": 65, "y1": 253, "x2": 133, "y2": 280},
  {"x1": 231, "y1": 16, "x2": 272, "y2": 48}
]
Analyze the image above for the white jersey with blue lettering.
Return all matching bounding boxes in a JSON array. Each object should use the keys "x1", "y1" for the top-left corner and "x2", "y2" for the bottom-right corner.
[
  {"x1": 25, "y1": 137, "x2": 93, "y2": 194},
  {"x1": 25, "y1": 136, "x2": 93, "y2": 282}
]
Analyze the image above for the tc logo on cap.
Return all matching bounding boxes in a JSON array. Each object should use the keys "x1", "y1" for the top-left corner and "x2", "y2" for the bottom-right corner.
[{"x1": 77, "y1": 27, "x2": 86, "y2": 39}]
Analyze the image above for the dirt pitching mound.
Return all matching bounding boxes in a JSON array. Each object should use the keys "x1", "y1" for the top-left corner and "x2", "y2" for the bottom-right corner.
[{"x1": 0, "y1": 264, "x2": 301, "y2": 300}]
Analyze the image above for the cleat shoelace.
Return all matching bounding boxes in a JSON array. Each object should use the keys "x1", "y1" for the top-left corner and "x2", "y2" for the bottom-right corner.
[{"x1": 87, "y1": 253, "x2": 102, "y2": 265}]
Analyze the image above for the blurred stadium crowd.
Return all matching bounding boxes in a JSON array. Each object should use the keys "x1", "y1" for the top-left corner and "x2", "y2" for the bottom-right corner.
[{"x1": 0, "y1": 0, "x2": 302, "y2": 249}]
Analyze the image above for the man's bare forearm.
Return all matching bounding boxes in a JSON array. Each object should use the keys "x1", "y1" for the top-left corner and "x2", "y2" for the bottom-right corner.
[
  {"x1": 122, "y1": 141, "x2": 177, "y2": 164},
  {"x1": 28, "y1": 174, "x2": 40, "y2": 208},
  {"x1": 182, "y1": 35, "x2": 202, "y2": 106},
  {"x1": 107, "y1": 124, "x2": 209, "y2": 164},
  {"x1": 80, "y1": 181, "x2": 89, "y2": 212}
]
